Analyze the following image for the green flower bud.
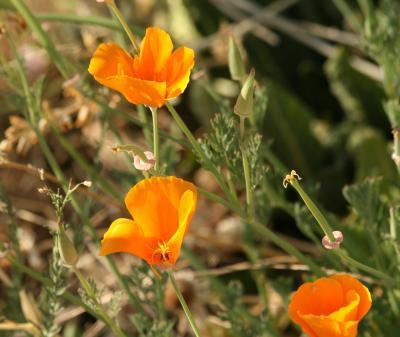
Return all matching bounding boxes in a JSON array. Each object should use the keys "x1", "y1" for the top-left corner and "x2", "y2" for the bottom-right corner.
[
  {"x1": 58, "y1": 226, "x2": 78, "y2": 266},
  {"x1": 234, "y1": 69, "x2": 255, "y2": 118},
  {"x1": 228, "y1": 37, "x2": 246, "y2": 82}
]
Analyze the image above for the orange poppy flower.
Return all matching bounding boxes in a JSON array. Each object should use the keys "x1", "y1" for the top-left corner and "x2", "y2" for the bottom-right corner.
[
  {"x1": 88, "y1": 27, "x2": 195, "y2": 107},
  {"x1": 100, "y1": 176, "x2": 197, "y2": 269},
  {"x1": 288, "y1": 274, "x2": 372, "y2": 337}
]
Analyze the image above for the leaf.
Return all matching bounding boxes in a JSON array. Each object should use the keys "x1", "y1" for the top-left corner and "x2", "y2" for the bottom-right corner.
[
  {"x1": 347, "y1": 127, "x2": 397, "y2": 181},
  {"x1": 343, "y1": 177, "x2": 382, "y2": 224},
  {"x1": 324, "y1": 48, "x2": 388, "y2": 130}
]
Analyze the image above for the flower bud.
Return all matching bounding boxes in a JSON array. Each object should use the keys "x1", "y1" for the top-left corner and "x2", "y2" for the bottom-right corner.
[
  {"x1": 234, "y1": 69, "x2": 255, "y2": 118},
  {"x1": 228, "y1": 37, "x2": 246, "y2": 82},
  {"x1": 58, "y1": 226, "x2": 78, "y2": 266},
  {"x1": 322, "y1": 230, "x2": 343, "y2": 250},
  {"x1": 82, "y1": 180, "x2": 92, "y2": 187},
  {"x1": 134, "y1": 151, "x2": 156, "y2": 171}
]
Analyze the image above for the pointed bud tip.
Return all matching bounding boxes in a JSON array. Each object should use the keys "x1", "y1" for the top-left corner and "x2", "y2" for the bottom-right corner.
[{"x1": 228, "y1": 37, "x2": 246, "y2": 82}]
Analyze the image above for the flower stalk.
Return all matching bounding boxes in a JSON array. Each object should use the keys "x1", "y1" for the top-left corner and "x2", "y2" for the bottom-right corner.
[
  {"x1": 167, "y1": 271, "x2": 202, "y2": 337},
  {"x1": 150, "y1": 107, "x2": 160, "y2": 172},
  {"x1": 284, "y1": 170, "x2": 395, "y2": 283},
  {"x1": 283, "y1": 170, "x2": 335, "y2": 243},
  {"x1": 105, "y1": 0, "x2": 140, "y2": 53},
  {"x1": 72, "y1": 266, "x2": 128, "y2": 337},
  {"x1": 240, "y1": 117, "x2": 255, "y2": 220},
  {"x1": 166, "y1": 102, "x2": 241, "y2": 213}
]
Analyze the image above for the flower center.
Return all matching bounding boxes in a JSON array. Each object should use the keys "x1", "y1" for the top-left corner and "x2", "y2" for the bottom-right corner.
[{"x1": 152, "y1": 241, "x2": 171, "y2": 264}]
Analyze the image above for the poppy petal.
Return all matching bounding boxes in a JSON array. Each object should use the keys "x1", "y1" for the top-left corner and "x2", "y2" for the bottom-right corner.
[
  {"x1": 100, "y1": 218, "x2": 152, "y2": 260},
  {"x1": 299, "y1": 314, "x2": 358, "y2": 337},
  {"x1": 99, "y1": 75, "x2": 166, "y2": 107},
  {"x1": 88, "y1": 43, "x2": 135, "y2": 79},
  {"x1": 165, "y1": 46, "x2": 195, "y2": 99},
  {"x1": 289, "y1": 278, "x2": 344, "y2": 317},
  {"x1": 167, "y1": 190, "x2": 197, "y2": 263},
  {"x1": 88, "y1": 42, "x2": 166, "y2": 107},
  {"x1": 137, "y1": 27, "x2": 173, "y2": 80},
  {"x1": 330, "y1": 274, "x2": 372, "y2": 320},
  {"x1": 125, "y1": 177, "x2": 197, "y2": 242},
  {"x1": 329, "y1": 290, "x2": 360, "y2": 322}
]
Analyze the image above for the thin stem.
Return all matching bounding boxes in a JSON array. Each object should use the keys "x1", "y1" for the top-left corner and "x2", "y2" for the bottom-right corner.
[
  {"x1": 166, "y1": 102, "x2": 241, "y2": 213},
  {"x1": 197, "y1": 187, "x2": 233, "y2": 211},
  {"x1": 107, "y1": 0, "x2": 140, "y2": 53},
  {"x1": 138, "y1": 105, "x2": 154, "y2": 148},
  {"x1": 36, "y1": 12, "x2": 121, "y2": 30},
  {"x1": 72, "y1": 267, "x2": 128, "y2": 337},
  {"x1": 338, "y1": 251, "x2": 396, "y2": 285},
  {"x1": 150, "y1": 107, "x2": 160, "y2": 172},
  {"x1": 168, "y1": 271, "x2": 202, "y2": 337},
  {"x1": 46, "y1": 121, "x2": 121, "y2": 201},
  {"x1": 6, "y1": 254, "x2": 103, "y2": 322},
  {"x1": 250, "y1": 220, "x2": 325, "y2": 276},
  {"x1": 10, "y1": 35, "x2": 144, "y2": 315},
  {"x1": 289, "y1": 178, "x2": 335, "y2": 242},
  {"x1": 241, "y1": 146, "x2": 254, "y2": 219},
  {"x1": 239, "y1": 116, "x2": 245, "y2": 140},
  {"x1": 10, "y1": 0, "x2": 71, "y2": 78}
]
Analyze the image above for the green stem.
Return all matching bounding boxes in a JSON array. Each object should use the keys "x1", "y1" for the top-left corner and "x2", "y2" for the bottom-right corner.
[
  {"x1": 72, "y1": 267, "x2": 93, "y2": 296},
  {"x1": 289, "y1": 178, "x2": 335, "y2": 242},
  {"x1": 338, "y1": 251, "x2": 396, "y2": 284},
  {"x1": 166, "y1": 102, "x2": 241, "y2": 212},
  {"x1": 241, "y1": 146, "x2": 254, "y2": 219},
  {"x1": 168, "y1": 271, "x2": 202, "y2": 337},
  {"x1": 150, "y1": 107, "x2": 160, "y2": 172},
  {"x1": 10, "y1": 0, "x2": 71, "y2": 78},
  {"x1": 155, "y1": 277, "x2": 166, "y2": 321},
  {"x1": 46, "y1": 122, "x2": 121, "y2": 201},
  {"x1": 250, "y1": 220, "x2": 325, "y2": 276},
  {"x1": 225, "y1": 170, "x2": 240, "y2": 204},
  {"x1": 36, "y1": 13, "x2": 121, "y2": 30},
  {"x1": 10, "y1": 36, "x2": 144, "y2": 315},
  {"x1": 138, "y1": 105, "x2": 154, "y2": 148},
  {"x1": 107, "y1": 0, "x2": 140, "y2": 53},
  {"x1": 72, "y1": 267, "x2": 128, "y2": 337},
  {"x1": 197, "y1": 187, "x2": 233, "y2": 211},
  {"x1": 6, "y1": 254, "x2": 103, "y2": 322},
  {"x1": 239, "y1": 116, "x2": 245, "y2": 140}
]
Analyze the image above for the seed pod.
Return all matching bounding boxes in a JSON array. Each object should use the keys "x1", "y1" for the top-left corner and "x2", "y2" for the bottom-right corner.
[
  {"x1": 234, "y1": 69, "x2": 255, "y2": 118},
  {"x1": 228, "y1": 37, "x2": 246, "y2": 82},
  {"x1": 58, "y1": 226, "x2": 78, "y2": 266}
]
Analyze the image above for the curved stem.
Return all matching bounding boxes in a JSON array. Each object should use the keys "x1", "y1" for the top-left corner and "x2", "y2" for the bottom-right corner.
[
  {"x1": 107, "y1": 0, "x2": 140, "y2": 53},
  {"x1": 150, "y1": 107, "x2": 159, "y2": 172},
  {"x1": 250, "y1": 220, "x2": 325, "y2": 276},
  {"x1": 168, "y1": 271, "x2": 202, "y2": 337},
  {"x1": 72, "y1": 267, "x2": 128, "y2": 337},
  {"x1": 289, "y1": 178, "x2": 335, "y2": 242},
  {"x1": 166, "y1": 102, "x2": 241, "y2": 213},
  {"x1": 338, "y1": 251, "x2": 396, "y2": 285}
]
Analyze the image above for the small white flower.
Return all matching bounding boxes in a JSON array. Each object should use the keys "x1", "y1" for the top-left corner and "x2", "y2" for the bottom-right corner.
[
  {"x1": 133, "y1": 151, "x2": 156, "y2": 171},
  {"x1": 322, "y1": 230, "x2": 343, "y2": 250}
]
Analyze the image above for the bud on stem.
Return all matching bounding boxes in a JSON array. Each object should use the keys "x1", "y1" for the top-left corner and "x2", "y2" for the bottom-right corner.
[{"x1": 58, "y1": 225, "x2": 78, "y2": 266}]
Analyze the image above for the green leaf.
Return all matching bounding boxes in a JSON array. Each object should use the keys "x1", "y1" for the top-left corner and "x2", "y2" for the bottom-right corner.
[
  {"x1": 343, "y1": 177, "x2": 382, "y2": 224},
  {"x1": 347, "y1": 127, "x2": 397, "y2": 181}
]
